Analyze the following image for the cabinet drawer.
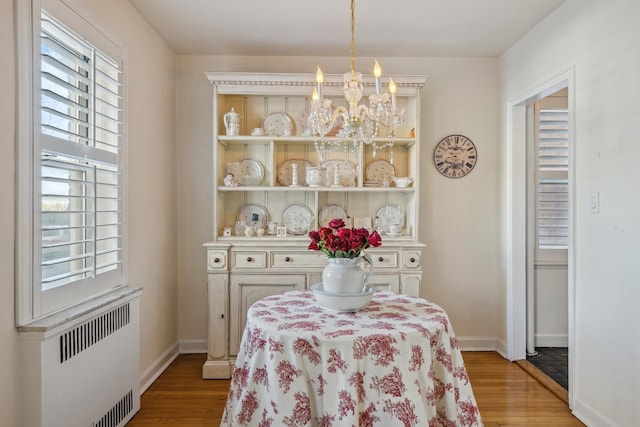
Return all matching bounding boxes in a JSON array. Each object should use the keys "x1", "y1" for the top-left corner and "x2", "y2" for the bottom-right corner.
[
  {"x1": 207, "y1": 250, "x2": 227, "y2": 271},
  {"x1": 272, "y1": 252, "x2": 326, "y2": 269},
  {"x1": 233, "y1": 252, "x2": 267, "y2": 268},
  {"x1": 370, "y1": 252, "x2": 398, "y2": 268},
  {"x1": 403, "y1": 251, "x2": 422, "y2": 269}
]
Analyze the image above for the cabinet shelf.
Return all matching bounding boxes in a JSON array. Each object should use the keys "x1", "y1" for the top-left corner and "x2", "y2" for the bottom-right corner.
[
  {"x1": 218, "y1": 135, "x2": 416, "y2": 147},
  {"x1": 217, "y1": 186, "x2": 416, "y2": 193}
]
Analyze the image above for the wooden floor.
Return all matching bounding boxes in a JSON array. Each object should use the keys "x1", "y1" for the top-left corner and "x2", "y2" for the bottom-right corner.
[{"x1": 127, "y1": 352, "x2": 585, "y2": 426}]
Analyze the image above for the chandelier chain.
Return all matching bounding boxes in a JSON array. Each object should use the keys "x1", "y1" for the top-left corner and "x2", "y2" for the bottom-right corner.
[{"x1": 350, "y1": 0, "x2": 355, "y2": 74}]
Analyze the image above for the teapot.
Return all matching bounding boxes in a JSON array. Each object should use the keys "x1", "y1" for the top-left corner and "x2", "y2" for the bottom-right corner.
[{"x1": 223, "y1": 108, "x2": 240, "y2": 136}]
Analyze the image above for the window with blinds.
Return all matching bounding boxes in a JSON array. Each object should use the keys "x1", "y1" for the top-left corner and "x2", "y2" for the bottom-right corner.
[
  {"x1": 39, "y1": 12, "x2": 122, "y2": 291},
  {"x1": 536, "y1": 108, "x2": 569, "y2": 250}
]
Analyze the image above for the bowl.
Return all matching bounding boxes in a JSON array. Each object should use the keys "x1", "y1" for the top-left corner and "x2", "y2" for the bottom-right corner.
[
  {"x1": 392, "y1": 176, "x2": 413, "y2": 187},
  {"x1": 311, "y1": 283, "x2": 374, "y2": 312}
]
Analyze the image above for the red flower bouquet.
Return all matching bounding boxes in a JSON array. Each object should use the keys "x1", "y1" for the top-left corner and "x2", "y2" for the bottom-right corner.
[{"x1": 308, "y1": 218, "x2": 382, "y2": 258}]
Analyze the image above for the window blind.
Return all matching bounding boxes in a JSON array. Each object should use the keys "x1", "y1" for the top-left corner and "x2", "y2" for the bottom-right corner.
[
  {"x1": 40, "y1": 12, "x2": 122, "y2": 290},
  {"x1": 537, "y1": 108, "x2": 569, "y2": 250}
]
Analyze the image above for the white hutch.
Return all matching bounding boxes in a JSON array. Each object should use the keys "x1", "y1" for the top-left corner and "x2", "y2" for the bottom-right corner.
[{"x1": 203, "y1": 72, "x2": 427, "y2": 378}]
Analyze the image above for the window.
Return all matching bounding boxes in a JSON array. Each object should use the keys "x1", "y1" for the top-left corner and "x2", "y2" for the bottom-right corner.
[
  {"x1": 534, "y1": 93, "x2": 569, "y2": 259},
  {"x1": 17, "y1": 0, "x2": 125, "y2": 323}
]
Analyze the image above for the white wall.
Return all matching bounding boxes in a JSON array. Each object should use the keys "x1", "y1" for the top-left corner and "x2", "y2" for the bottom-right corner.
[
  {"x1": 176, "y1": 56, "x2": 500, "y2": 349},
  {"x1": 1, "y1": 0, "x2": 19, "y2": 425},
  {"x1": 499, "y1": 0, "x2": 640, "y2": 425},
  {"x1": 1, "y1": 0, "x2": 177, "y2": 423}
]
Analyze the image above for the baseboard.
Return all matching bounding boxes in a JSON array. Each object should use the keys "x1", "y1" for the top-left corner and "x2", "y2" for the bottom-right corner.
[
  {"x1": 534, "y1": 334, "x2": 568, "y2": 347},
  {"x1": 139, "y1": 341, "x2": 180, "y2": 394},
  {"x1": 179, "y1": 339, "x2": 208, "y2": 354},
  {"x1": 495, "y1": 338, "x2": 509, "y2": 359},
  {"x1": 572, "y1": 397, "x2": 620, "y2": 427},
  {"x1": 457, "y1": 336, "x2": 498, "y2": 351}
]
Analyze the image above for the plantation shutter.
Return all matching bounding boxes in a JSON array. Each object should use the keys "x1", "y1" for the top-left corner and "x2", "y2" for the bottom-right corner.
[
  {"x1": 536, "y1": 108, "x2": 569, "y2": 250},
  {"x1": 39, "y1": 12, "x2": 122, "y2": 290}
]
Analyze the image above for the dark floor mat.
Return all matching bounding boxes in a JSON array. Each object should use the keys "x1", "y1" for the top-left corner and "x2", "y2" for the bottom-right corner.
[{"x1": 526, "y1": 347, "x2": 568, "y2": 390}]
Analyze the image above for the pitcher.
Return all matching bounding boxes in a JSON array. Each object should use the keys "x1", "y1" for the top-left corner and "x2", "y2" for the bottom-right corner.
[{"x1": 223, "y1": 108, "x2": 240, "y2": 136}]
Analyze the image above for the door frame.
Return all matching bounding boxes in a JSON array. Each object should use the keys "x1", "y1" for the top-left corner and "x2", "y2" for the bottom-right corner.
[{"x1": 505, "y1": 68, "x2": 575, "y2": 407}]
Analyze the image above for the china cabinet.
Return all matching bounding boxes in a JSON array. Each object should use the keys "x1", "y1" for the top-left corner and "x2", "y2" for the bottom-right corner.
[{"x1": 203, "y1": 72, "x2": 427, "y2": 378}]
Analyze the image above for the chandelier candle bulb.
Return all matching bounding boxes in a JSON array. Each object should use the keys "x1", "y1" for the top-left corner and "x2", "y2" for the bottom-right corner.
[
  {"x1": 316, "y1": 67, "x2": 324, "y2": 101},
  {"x1": 374, "y1": 60, "x2": 382, "y2": 95},
  {"x1": 389, "y1": 77, "x2": 397, "y2": 109}
]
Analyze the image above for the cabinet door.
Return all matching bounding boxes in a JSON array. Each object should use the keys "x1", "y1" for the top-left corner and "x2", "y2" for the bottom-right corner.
[
  {"x1": 229, "y1": 274, "x2": 306, "y2": 355},
  {"x1": 367, "y1": 273, "x2": 400, "y2": 293},
  {"x1": 208, "y1": 274, "x2": 228, "y2": 359}
]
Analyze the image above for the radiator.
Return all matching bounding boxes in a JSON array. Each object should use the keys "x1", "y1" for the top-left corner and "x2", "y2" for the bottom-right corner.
[{"x1": 19, "y1": 287, "x2": 142, "y2": 427}]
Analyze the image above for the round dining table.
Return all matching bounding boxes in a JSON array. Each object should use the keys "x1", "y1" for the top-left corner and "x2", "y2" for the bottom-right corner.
[{"x1": 221, "y1": 289, "x2": 482, "y2": 426}]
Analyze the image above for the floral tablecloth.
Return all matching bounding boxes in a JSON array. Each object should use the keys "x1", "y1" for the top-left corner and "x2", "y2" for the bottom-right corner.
[{"x1": 221, "y1": 290, "x2": 482, "y2": 427}]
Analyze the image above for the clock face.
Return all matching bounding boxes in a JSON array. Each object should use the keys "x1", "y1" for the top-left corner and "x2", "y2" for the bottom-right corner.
[{"x1": 433, "y1": 134, "x2": 477, "y2": 178}]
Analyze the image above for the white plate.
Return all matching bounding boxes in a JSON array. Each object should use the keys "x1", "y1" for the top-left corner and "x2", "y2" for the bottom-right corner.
[
  {"x1": 312, "y1": 283, "x2": 374, "y2": 312},
  {"x1": 262, "y1": 112, "x2": 294, "y2": 136},
  {"x1": 236, "y1": 158, "x2": 264, "y2": 185},
  {"x1": 374, "y1": 204, "x2": 404, "y2": 235},
  {"x1": 277, "y1": 159, "x2": 311, "y2": 186},
  {"x1": 322, "y1": 159, "x2": 357, "y2": 187},
  {"x1": 319, "y1": 204, "x2": 348, "y2": 228},
  {"x1": 281, "y1": 203, "x2": 313, "y2": 235},
  {"x1": 237, "y1": 203, "x2": 269, "y2": 229},
  {"x1": 365, "y1": 159, "x2": 396, "y2": 184}
]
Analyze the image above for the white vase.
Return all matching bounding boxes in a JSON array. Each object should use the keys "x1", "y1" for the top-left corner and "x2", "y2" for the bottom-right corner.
[{"x1": 322, "y1": 255, "x2": 373, "y2": 294}]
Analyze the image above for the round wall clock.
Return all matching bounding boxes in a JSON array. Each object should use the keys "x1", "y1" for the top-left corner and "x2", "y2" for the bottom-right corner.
[{"x1": 433, "y1": 134, "x2": 477, "y2": 178}]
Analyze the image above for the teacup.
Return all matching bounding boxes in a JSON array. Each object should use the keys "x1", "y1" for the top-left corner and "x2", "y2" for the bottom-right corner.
[
  {"x1": 392, "y1": 176, "x2": 414, "y2": 187},
  {"x1": 388, "y1": 223, "x2": 402, "y2": 236},
  {"x1": 251, "y1": 127, "x2": 266, "y2": 136}
]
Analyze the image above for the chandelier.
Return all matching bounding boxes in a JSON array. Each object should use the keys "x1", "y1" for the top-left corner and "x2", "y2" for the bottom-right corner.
[{"x1": 307, "y1": 0, "x2": 405, "y2": 157}]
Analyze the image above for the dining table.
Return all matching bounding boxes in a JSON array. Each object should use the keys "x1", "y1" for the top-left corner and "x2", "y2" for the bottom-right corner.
[{"x1": 221, "y1": 289, "x2": 483, "y2": 426}]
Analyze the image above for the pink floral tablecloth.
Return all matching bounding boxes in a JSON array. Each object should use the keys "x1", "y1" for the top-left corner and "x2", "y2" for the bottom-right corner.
[{"x1": 221, "y1": 290, "x2": 483, "y2": 427}]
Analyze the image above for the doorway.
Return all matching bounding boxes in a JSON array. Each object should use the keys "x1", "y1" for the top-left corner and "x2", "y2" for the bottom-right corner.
[
  {"x1": 505, "y1": 69, "x2": 575, "y2": 408},
  {"x1": 525, "y1": 89, "x2": 569, "y2": 390}
]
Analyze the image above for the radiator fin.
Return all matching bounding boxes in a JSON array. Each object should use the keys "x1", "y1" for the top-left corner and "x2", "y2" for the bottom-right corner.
[
  {"x1": 93, "y1": 389, "x2": 134, "y2": 427},
  {"x1": 59, "y1": 303, "x2": 131, "y2": 363}
]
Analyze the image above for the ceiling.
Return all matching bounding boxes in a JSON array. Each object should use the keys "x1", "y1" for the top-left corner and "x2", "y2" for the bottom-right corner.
[{"x1": 129, "y1": 0, "x2": 566, "y2": 58}]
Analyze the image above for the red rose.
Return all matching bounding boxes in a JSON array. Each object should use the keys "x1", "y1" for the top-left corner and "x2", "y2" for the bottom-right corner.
[
  {"x1": 367, "y1": 231, "x2": 382, "y2": 247},
  {"x1": 328, "y1": 218, "x2": 345, "y2": 229}
]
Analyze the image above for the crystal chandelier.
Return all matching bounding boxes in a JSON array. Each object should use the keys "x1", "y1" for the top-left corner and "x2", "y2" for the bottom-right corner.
[{"x1": 307, "y1": 0, "x2": 405, "y2": 157}]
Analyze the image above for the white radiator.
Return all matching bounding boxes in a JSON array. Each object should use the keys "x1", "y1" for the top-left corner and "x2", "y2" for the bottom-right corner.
[{"x1": 19, "y1": 287, "x2": 142, "y2": 427}]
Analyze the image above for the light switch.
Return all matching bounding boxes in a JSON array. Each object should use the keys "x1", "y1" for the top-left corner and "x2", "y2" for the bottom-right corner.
[{"x1": 590, "y1": 192, "x2": 599, "y2": 214}]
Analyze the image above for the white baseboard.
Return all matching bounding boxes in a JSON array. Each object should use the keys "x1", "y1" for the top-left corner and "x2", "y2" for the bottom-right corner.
[
  {"x1": 179, "y1": 339, "x2": 207, "y2": 354},
  {"x1": 534, "y1": 334, "x2": 568, "y2": 347},
  {"x1": 573, "y1": 397, "x2": 619, "y2": 427},
  {"x1": 495, "y1": 339, "x2": 509, "y2": 359},
  {"x1": 139, "y1": 341, "x2": 180, "y2": 394},
  {"x1": 457, "y1": 336, "x2": 498, "y2": 352}
]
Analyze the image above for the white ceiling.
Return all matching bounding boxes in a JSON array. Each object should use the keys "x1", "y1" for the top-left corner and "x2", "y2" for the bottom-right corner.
[{"x1": 129, "y1": 0, "x2": 566, "y2": 57}]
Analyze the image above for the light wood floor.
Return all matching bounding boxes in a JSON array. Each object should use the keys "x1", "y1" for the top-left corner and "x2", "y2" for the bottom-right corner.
[{"x1": 127, "y1": 352, "x2": 585, "y2": 426}]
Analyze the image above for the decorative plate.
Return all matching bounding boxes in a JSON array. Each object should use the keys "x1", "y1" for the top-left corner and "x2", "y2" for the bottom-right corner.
[
  {"x1": 365, "y1": 159, "x2": 396, "y2": 184},
  {"x1": 262, "y1": 112, "x2": 294, "y2": 137},
  {"x1": 281, "y1": 203, "x2": 313, "y2": 235},
  {"x1": 322, "y1": 159, "x2": 357, "y2": 187},
  {"x1": 237, "y1": 203, "x2": 269, "y2": 229},
  {"x1": 319, "y1": 204, "x2": 348, "y2": 228},
  {"x1": 277, "y1": 159, "x2": 312, "y2": 187},
  {"x1": 373, "y1": 204, "x2": 404, "y2": 235},
  {"x1": 236, "y1": 158, "x2": 264, "y2": 185}
]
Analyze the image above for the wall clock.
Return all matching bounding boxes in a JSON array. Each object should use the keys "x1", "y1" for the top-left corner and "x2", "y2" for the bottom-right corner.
[{"x1": 433, "y1": 134, "x2": 477, "y2": 178}]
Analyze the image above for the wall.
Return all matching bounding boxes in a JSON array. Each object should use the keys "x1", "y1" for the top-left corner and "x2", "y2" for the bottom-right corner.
[
  {"x1": 176, "y1": 56, "x2": 500, "y2": 350},
  {"x1": 499, "y1": 0, "x2": 640, "y2": 425},
  {"x1": 1, "y1": 0, "x2": 177, "y2": 423},
  {"x1": 1, "y1": 0, "x2": 19, "y2": 424}
]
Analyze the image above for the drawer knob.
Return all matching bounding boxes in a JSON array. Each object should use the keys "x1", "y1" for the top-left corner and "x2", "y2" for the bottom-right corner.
[
  {"x1": 285, "y1": 257, "x2": 291, "y2": 262},
  {"x1": 213, "y1": 257, "x2": 221, "y2": 263},
  {"x1": 246, "y1": 257, "x2": 253, "y2": 262},
  {"x1": 410, "y1": 257, "x2": 416, "y2": 263},
  {"x1": 378, "y1": 257, "x2": 384, "y2": 262}
]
